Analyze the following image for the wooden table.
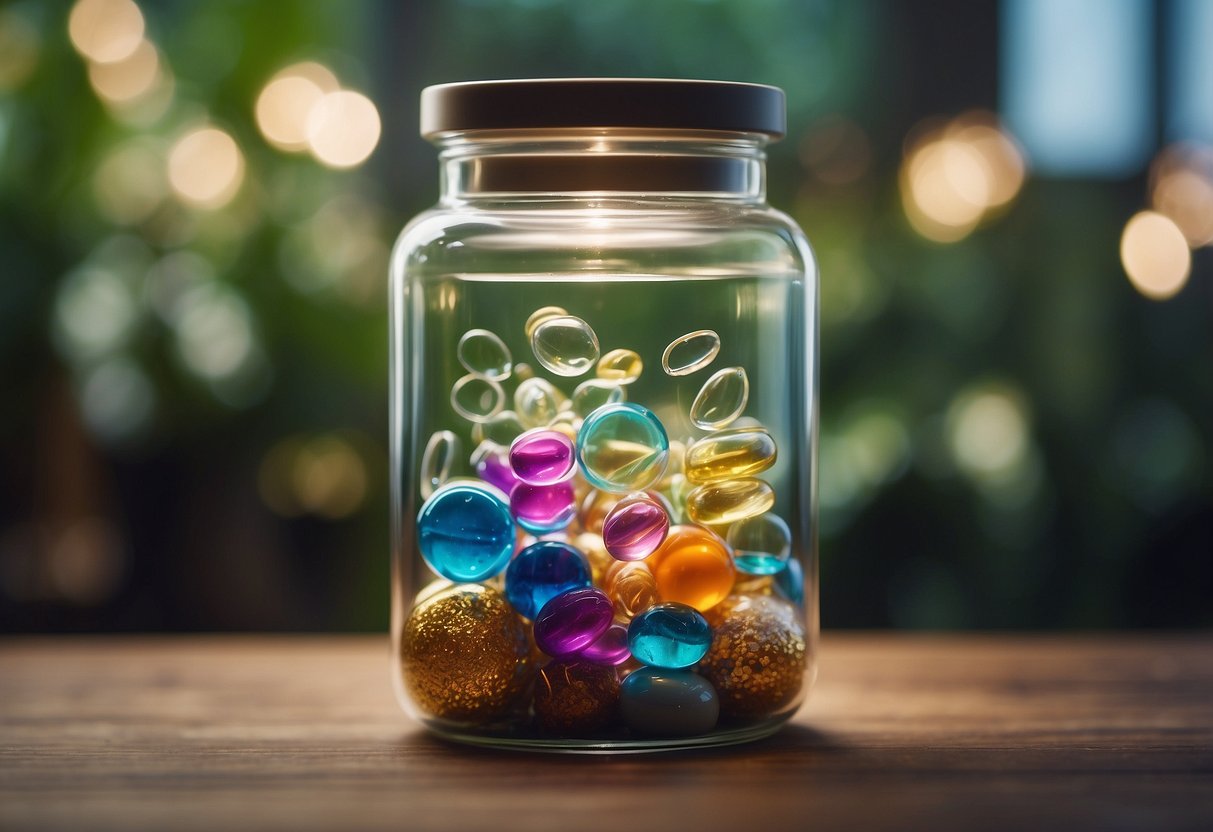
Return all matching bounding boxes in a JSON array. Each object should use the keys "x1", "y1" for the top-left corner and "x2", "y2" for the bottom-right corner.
[{"x1": 2, "y1": 635, "x2": 1211, "y2": 831}]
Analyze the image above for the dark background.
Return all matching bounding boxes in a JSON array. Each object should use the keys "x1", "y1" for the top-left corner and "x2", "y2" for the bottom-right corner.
[{"x1": 1, "y1": 0, "x2": 1210, "y2": 633}]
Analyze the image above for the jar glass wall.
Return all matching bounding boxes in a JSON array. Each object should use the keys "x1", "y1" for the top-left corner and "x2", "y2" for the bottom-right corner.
[{"x1": 390, "y1": 82, "x2": 817, "y2": 751}]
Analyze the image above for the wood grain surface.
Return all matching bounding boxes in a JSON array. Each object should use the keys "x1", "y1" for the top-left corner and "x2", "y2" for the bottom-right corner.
[{"x1": 2, "y1": 634, "x2": 1211, "y2": 831}]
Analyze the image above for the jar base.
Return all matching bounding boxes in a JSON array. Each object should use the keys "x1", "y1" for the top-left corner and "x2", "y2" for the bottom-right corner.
[{"x1": 422, "y1": 715, "x2": 791, "y2": 754}]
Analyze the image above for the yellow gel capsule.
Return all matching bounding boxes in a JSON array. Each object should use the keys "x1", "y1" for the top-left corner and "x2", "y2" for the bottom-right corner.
[
  {"x1": 604, "y1": 560, "x2": 659, "y2": 619},
  {"x1": 524, "y1": 306, "x2": 568, "y2": 339},
  {"x1": 531, "y1": 315, "x2": 600, "y2": 377},
  {"x1": 685, "y1": 478, "x2": 774, "y2": 526},
  {"x1": 647, "y1": 525, "x2": 735, "y2": 612},
  {"x1": 685, "y1": 427, "x2": 777, "y2": 484},
  {"x1": 472, "y1": 409, "x2": 526, "y2": 446},
  {"x1": 572, "y1": 378, "x2": 625, "y2": 417},
  {"x1": 596, "y1": 348, "x2": 643, "y2": 385},
  {"x1": 573, "y1": 531, "x2": 613, "y2": 585}
]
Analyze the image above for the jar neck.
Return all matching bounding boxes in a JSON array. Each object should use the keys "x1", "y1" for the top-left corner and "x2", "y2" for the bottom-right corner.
[{"x1": 435, "y1": 129, "x2": 769, "y2": 205}]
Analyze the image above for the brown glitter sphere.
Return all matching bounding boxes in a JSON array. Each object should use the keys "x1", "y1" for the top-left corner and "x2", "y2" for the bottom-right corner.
[
  {"x1": 533, "y1": 660, "x2": 620, "y2": 735},
  {"x1": 400, "y1": 583, "x2": 532, "y2": 724},
  {"x1": 700, "y1": 594, "x2": 807, "y2": 718}
]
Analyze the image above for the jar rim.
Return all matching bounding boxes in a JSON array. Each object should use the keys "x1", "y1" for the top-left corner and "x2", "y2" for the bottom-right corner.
[{"x1": 420, "y1": 78, "x2": 786, "y2": 141}]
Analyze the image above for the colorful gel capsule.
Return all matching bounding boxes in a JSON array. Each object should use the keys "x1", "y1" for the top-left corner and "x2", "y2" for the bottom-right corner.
[
  {"x1": 619, "y1": 668, "x2": 719, "y2": 736},
  {"x1": 596, "y1": 348, "x2": 643, "y2": 385},
  {"x1": 685, "y1": 477, "x2": 774, "y2": 526},
  {"x1": 417, "y1": 481, "x2": 515, "y2": 582},
  {"x1": 533, "y1": 587, "x2": 614, "y2": 658},
  {"x1": 457, "y1": 328, "x2": 512, "y2": 380},
  {"x1": 531, "y1": 315, "x2": 600, "y2": 377},
  {"x1": 685, "y1": 427, "x2": 777, "y2": 484},
  {"x1": 514, "y1": 377, "x2": 568, "y2": 428},
  {"x1": 419, "y1": 430, "x2": 461, "y2": 499},
  {"x1": 604, "y1": 560, "x2": 660, "y2": 620},
  {"x1": 647, "y1": 525, "x2": 735, "y2": 612},
  {"x1": 578, "y1": 622, "x2": 631, "y2": 666},
  {"x1": 601, "y1": 493, "x2": 669, "y2": 561},
  {"x1": 510, "y1": 480, "x2": 577, "y2": 533},
  {"x1": 504, "y1": 540, "x2": 591, "y2": 619},
  {"x1": 473, "y1": 444, "x2": 522, "y2": 495},
  {"x1": 576, "y1": 402, "x2": 669, "y2": 493},
  {"x1": 509, "y1": 428, "x2": 575, "y2": 486},
  {"x1": 450, "y1": 373, "x2": 505, "y2": 423},
  {"x1": 628, "y1": 602, "x2": 712, "y2": 669},
  {"x1": 661, "y1": 329, "x2": 720, "y2": 377},
  {"x1": 728, "y1": 512, "x2": 792, "y2": 575},
  {"x1": 689, "y1": 366, "x2": 749, "y2": 430},
  {"x1": 524, "y1": 306, "x2": 568, "y2": 339},
  {"x1": 472, "y1": 409, "x2": 526, "y2": 446},
  {"x1": 572, "y1": 531, "x2": 613, "y2": 585},
  {"x1": 572, "y1": 378, "x2": 626, "y2": 418}
]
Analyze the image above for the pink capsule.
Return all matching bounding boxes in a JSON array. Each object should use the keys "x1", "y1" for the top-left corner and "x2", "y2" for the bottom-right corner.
[
  {"x1": 601, "y1": 493, "x2": 670, "y2": 561},
  {"x1": 511, "y1": 480, "x2": 577, "y2": 534},
  {"x1": 509, "y1": 428, "x2": 576, "y2": 486},
  {"x1": 475, "y1": 447, "x2": 521, "y2": 495}
]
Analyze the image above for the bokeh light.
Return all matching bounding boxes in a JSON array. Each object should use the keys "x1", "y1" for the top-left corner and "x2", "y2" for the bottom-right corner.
[
  {"x1": 1119, "y1": 211, "x2": 1191, "y2": 300},
  {"x1": 92, "y1": 139, "x2": 167, "y2": 225},
  {"x1": 900, "y1": 113, "x2": 1026, "y2": 243},
  {"x1": 259, "y1": 434, "x2": 370, "y2": 519},
  {"x1": 167, "y1": 127, "x2": 245, "y2": 208},
  {"x1": 172, "y1": 284, "x2": 256, "y2": 380},
  {"x1": 255, "y1": 62, "x2": 339, "y2": 152},
  {"x1": 79, "y1": 355, "x2": 156, "y2": 441},
  {"x1": 86, "y1": 38, "x2": 160, "y2": 104},
  {"x1": 946, "y1": 384, "x2": 1030, "y2": 481},
  {"x1": 1150, "y1": 144, "x2": 1213, "y2": 248},
  {"x1": 306, "y1": 90, "x2": 381, "y2": 169},
  {"x1": 68, "y1": 0, "x2": 145, "y2": 64}
]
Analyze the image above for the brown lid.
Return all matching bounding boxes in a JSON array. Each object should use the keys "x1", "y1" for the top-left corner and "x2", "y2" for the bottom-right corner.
[{"x1": 420, "y1": 78, "x2": 786, "y2": 140}]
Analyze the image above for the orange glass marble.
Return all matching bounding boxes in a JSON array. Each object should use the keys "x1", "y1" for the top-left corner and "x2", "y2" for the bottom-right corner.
[{"x1": 646, "y1": 525, "x2": 735, "y2": 612}]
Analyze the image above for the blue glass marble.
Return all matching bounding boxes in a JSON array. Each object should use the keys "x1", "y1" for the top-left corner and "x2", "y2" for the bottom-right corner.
[
  {"x1": 416, "y1": 482, "x2": 515, "y2": 582},
  {"x1": 627, "y1": 602, "x2": 712, "y2": 669},
  {"x1": 575, "y1": 402, "x2": 670, "y2": 493},
  {"x1": 505, "y1": 540, "x2": 591, "y2": 620},
  {"x1": 775, "y1": 557, "x2": 805, "y2": 605}
]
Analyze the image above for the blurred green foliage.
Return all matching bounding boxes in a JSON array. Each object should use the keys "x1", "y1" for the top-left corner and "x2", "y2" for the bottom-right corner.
[{"x1": 0, "y1": 0, "x2": 1208, "y2": 632}]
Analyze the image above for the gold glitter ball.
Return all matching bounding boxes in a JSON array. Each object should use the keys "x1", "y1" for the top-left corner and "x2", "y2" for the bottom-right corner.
[
  {"x1": 400, "y1": 583, "x2": 532, "y2": 724},
  {"x1": 700, "y1": 594, "x2": 807, "y2": 718},
  {"x1": 533, "y1": 660, "x2": 620, "y2": 735}
]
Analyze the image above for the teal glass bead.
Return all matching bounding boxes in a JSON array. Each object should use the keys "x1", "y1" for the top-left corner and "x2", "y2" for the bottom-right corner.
[
  {"x1": 417, "y1": 482, "x2": 514, "y2": 582},
  {"x1": 576, "y1": 402, "x2": 669, "y2": 493},
  {"x1": 627, "y1": 602, "x2": 712, "y2": 669}
]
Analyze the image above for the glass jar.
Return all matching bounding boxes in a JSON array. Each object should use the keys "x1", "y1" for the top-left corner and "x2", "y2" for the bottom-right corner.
[{"x1": 390, "y1": 79, "x2": 818, "y2": 751}]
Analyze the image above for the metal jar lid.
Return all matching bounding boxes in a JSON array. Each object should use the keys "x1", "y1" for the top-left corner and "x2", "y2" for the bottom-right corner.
[{"x1": 420, "y1": 78, "x2": 786, "y2": 140}]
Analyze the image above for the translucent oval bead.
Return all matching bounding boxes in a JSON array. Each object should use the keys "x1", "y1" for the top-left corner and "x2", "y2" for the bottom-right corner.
[
  {"x1": 457, "y1": 328, "x2": 512, "y2": 380},
  {"x1": 727, "y1": 512, "x2": 792, "y2": 575},
  {"x1": 572, "y1": 378, "x2": 625, "y2": 418},
  {"x1": 601, "y1": 493, "x2": 669, "y2": 561},
  {"x1": 419, "y1": 430, "x2": 461, "y2": 499},
  {"x1": 604, "y1": 560, "x2": 659, "y2": 620},
  {"x1": 472, "y1": 409, "x2": 526, "y2": 446},
  {"x1": 647, "y1": 525, "x2": 734, "y2": 612},
  {"x1": 514, "y1": 377, "x2": 567, "y2": 428},
  {"x1": 532, "y1": 587, "x2": 613, "y2": 658},
  {"x1": 576, "y1": 403, "x2": 669, "y2": 493},
  {"x1": 510, "y1": 480, "x2": 577, "y2": 533},
  {"x1": 689, "y1": 366, "x2": 749, "y2": 430},
  {"x1": 450, "y1": 374, "x2": 505, "y2": 423},
  {"x1": 628, "y1": 602, "x2": 712, "y2": 669},
  {"x1": 685, "y1": 477, "x2": 774, "y2": 526},
  {"x1": 531, "y1": 315, "x2": 600, "y2": 377},
  {"x1": 524, "y1": 306, "x2": 568, "y2": 339},
  {"x1": 509, "y1": 428, "x2": 575, "y2": 486},
  {"x1": 417, "y1": 482, "x2": 515, "y2": 582},
  {"x1": 596, "y1": 348, "x2": 643, "y2": 385},
  {"x1": 473, "y1": 444, "x2": 521, "y2": 496},
  {"x1": 578, "y1": 623, "x2": 631, "y2": 666},
  {"x1": 661, "y1": 329, "x2": 720, "y2": 376},
  {"x1": 685, "y1": 426, "x2": 777, "y2": 484}
]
